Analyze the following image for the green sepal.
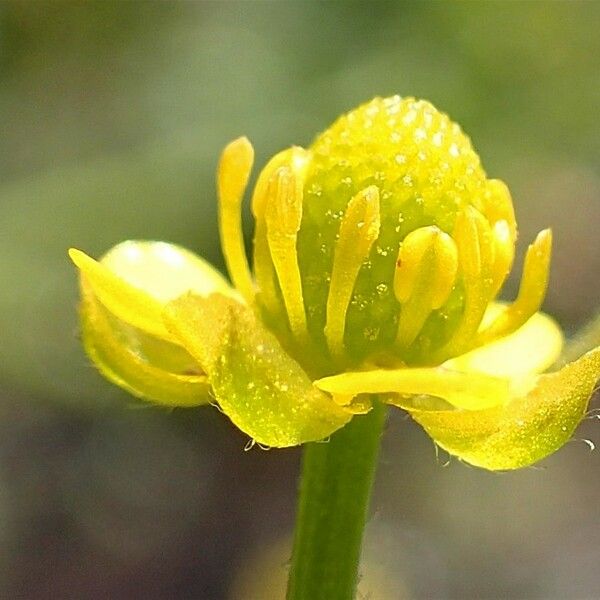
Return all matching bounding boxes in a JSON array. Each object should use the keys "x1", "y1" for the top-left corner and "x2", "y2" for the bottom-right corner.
[
  {"x1": 164, "y1": 293, "x2": 352, "y2": 447},
  {"x1": 400, "y1": 347, "x2": 600, "y2": 470},
  {"x1": 80, "y1": 283, "x2": 211, "y2": 407}
]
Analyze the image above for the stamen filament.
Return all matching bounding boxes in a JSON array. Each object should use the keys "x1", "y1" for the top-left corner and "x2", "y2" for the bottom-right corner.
[
  {"x1": 484, "y1": 179, "x2": 517, "y2": 239},
  {"x1": 437, "y1": 207, "x2": 494, "y2": 358},
  {"x1": 251, "y1": 147, "x2": 310, "y2": 321},
  {"x1": 325, "y1": 186, "x2": 381, "y2": 360},
  {"x1": 217, "y1": 137, "x2": 255, "y2": 303},
  {"x1": 395, "y1": 301, "x2": 429, "y2": 350},
  {"x1": 252, "y1": 222, "x2": 282, "y2": 316}
]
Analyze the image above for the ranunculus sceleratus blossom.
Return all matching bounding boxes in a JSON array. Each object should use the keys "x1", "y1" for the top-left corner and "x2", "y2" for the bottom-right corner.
[{"x1": 70, "y1": 96, "x2": 600, "y2": 470}]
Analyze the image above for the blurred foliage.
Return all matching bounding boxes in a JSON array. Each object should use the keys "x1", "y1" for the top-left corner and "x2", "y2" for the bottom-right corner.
[{"x1": 0, "y1": 2, "x2": 599, "y2": 598}]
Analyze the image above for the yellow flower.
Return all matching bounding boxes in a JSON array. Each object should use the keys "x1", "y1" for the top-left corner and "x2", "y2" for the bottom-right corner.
[{"x1": 69, "y1": 96, "x2": 600, "y2": 470}]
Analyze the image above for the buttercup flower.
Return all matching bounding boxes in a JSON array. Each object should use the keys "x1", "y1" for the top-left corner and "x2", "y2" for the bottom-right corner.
[{"x1": 70, "y1": 96, "x2": 600, "y2": 470}]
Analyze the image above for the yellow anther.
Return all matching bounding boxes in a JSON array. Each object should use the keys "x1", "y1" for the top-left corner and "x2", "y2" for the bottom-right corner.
[
  {"x1": 489, "y1": 219, "x2": 515, "y2": 297},
  {"x1": 217, "y1": 137, "x2": 255, "y2": 303},
  {"x1": 484, "y1": 179, "x2": 517, "y2": 240},
  {"x1": 477, "y1": 228, "x2": 552, "y2": 345},
  {"x1": 393, "y1": 228, "x2": 432, "y2": 304},
  {"x1": 251, "y1": 147, "x2": 310, "y2": 317},
  {"x1": 484, "y1": 180, "x2": 517, "y2": 299},
  {"x1": 251, "y1": 147, "x2": 310, "y2": 219},
  {"x1": 264, "y1": 166, "x2": 308, "y2": 342},
  {"x1": 438, "y1": 207, "x2": 495, "y2": 358},
  {"x1": 394, "y1": 226, "x2": 458, "y2": 349},
  {"x1": 515, "y1": 228, "x2": 552, "y2": 312},
  {"x1": 325, "y1": 186, "x2": 381, "y2": 360},
  {"x1": 456, "y1": 206, "x2": 494, "y2": 283},
  {"x1": 266, "y1": 167, "x2": 303, "y2": 235}
]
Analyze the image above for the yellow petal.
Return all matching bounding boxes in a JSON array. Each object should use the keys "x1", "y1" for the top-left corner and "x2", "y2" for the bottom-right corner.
[
  {"x1": 80, "y1": 283, "x2": 210, "y2": 407},
  {"x1": 69, "y1": 241, "x2": 234, "y2": 340},
  {"x1": 315, "y1": 366, "x2": 511, "y2": 410},
  {"x1": 164, "y1": 293, "x2": 352, "y2": 447},
  {"x1": 404, "y1": 347, "x2": 600, "y2": 470},
  {"x1": 445, "y1": 309, "x2": 564, "y2": 378}
]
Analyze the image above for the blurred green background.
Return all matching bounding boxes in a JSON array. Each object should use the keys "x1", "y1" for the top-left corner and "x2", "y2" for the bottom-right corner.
[{"x1": 1, "y1": 2, "x2": 599, "y2": 598}]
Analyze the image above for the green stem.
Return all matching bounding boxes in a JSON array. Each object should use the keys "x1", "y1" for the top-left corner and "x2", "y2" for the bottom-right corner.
[{"x1": 286, "y1": 401, "x2": 387, "y2": 600}]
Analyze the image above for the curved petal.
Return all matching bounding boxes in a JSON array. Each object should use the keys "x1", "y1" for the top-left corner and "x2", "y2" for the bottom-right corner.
[
  {"x1": 445, "y1": 309, "x2": 563, "y2": 378},
  {"x1": 164, "y1": 293, "x2": 352, "y2": 447},
  {"x1": 80, "y1": 283, "x2": 211, "y2": 407},
  {"x1": 69, "y1": 241, "x2": 234, "y2": 340},
  {"x1": 403, "y1": 347, "x2": 600, "y2": 470},
  {"x1": 315, "y1": 367, "x2": 511, "y2": 410}
]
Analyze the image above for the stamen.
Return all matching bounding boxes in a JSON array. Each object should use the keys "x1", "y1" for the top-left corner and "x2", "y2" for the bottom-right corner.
[
  {"x1": 251, "y1": 147, "x2": 308, "y2": 219},
  {"x1": 251, "y1": 147, "x2": 309, "y2": 318},
  {"x1": 264, "y1": 166, "x2": 308, "y2": 342},
  {"x1": 438, "y1": 206, "x2": 495, "y2": 358},
  {"x1": 394, "y1": 226, "x2": 458, "y2": 349},
  {"x1": 325, "y1": 186, "x2": 381, "y2": 360},
  {"x1": 217, "y1": 137, "x2": 255, "y2": 303},
  {"x1": 477, "y1": 229, "x2": 552, "y2": 344},
  {"x1": 489, "y1": 219, "x2": 515, "y2": 297},
  {"x1": 483, "y1": 180, "x2": 518, "y2": 300},
  {"x1": 484, "y1": 179, "x2": 517, "y2": 239},
  {"x1": 314, "y1": 366, "x2": 510, "y2": 410}
]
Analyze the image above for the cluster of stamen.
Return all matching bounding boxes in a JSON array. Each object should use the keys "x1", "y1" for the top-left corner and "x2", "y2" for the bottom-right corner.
[{"x1": 216, "y1": 98, "x2": 552, "y2": 373}]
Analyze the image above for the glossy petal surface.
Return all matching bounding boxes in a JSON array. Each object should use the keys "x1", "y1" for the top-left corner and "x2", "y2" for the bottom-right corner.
[
  {"x1": 165, "y1": 293, "x2": 352, "y2": 447},
  {"x1": 70, "y1": 241, "x2": 234, "y2": 341},
  {"x1": 403, "y1": 347, "x2": 600, "y2": 470},
  {"x1": 445, "y1": 308, "x2": 563, "y2": 378}
]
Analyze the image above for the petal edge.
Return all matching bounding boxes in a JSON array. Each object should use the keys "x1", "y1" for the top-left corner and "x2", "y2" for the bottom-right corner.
[{"x1": 406, "y1": 347, "x2": 600, "y2": 470}]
